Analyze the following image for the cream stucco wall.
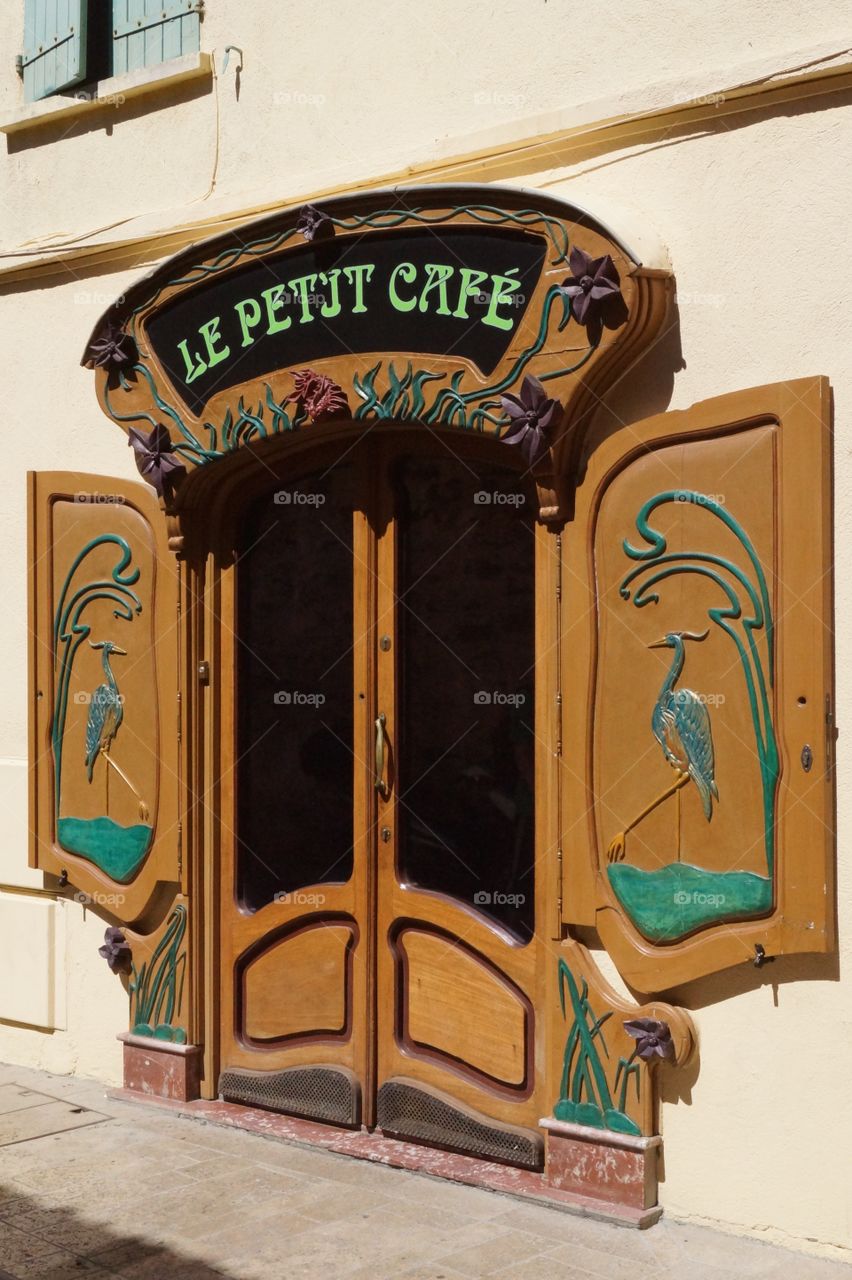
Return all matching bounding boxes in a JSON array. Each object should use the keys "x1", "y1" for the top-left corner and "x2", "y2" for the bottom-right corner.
[{"x1": 0, "y1": 0, "x2": 850, "y2": 1261}]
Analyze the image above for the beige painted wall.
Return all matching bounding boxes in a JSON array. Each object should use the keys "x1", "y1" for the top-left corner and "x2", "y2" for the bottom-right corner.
[{"x1": 0, "y1": 0, "x2": 849, "y2": 1261}]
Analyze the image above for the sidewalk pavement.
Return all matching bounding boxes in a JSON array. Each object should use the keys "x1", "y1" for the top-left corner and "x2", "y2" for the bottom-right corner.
[{"x1": 0, "y1": 1062, "x2": 848, "y2": 1280}]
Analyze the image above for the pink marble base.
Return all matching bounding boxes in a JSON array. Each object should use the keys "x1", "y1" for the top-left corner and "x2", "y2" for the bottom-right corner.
[
  {"x1": 105, "y1": 1088, "x2": 663, "y2": 1228},
  {"x1": 117, "y1": 1033, "x2": 202, "y2": 1103},
  {"x1": 540, "y1": 1117, "x2": 661, "y2": 1211}
]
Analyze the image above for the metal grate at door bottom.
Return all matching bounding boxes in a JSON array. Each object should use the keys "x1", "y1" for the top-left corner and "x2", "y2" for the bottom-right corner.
[
  {"x1": 377, "y1": 1079, "x2": 543, "y2": 1170},
  {"x1": 218, "y1": 1066, "x2": 360, "y2": 1127}
]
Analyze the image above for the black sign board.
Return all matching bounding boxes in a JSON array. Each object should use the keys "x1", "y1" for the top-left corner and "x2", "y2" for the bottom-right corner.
[{"x1": 146, "y1": 226, "x2": 547, "y2": 415}]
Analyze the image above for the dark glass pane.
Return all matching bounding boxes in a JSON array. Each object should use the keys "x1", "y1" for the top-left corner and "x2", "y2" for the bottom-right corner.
[
  {"x1": 395, "y1": 454, "x2": 536, "y2": 941},
  {"x1": 237, "y1": 467, "x2": 354, "y2": 910}
]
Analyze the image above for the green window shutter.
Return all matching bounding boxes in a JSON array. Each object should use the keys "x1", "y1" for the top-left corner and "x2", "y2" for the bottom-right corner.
[
  {"x1": 112, "y1": 0, "x2": 202, "y2": 76},
  {"x1": 22, "y1": 0, "x2": 88, "y2": 102}
]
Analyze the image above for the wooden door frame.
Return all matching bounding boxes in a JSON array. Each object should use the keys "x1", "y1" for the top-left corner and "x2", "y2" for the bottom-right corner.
[{"x1": 181, "y1": 424, "x2": 562, "y2": 1111}]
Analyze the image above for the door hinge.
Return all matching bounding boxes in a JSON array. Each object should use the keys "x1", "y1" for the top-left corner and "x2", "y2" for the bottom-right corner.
[
  {"x1": 825, "y1": 693, "x2": 835, "y2": 778},
  {"x1": 554, "y1": 845, "x2": 564, "y2": 939},
  {"x1": 197, "y1": 660, "x2": 210, "y2": 687},
  {"x1": 177, "y1": 822, "x2": 183, "y2": 878},
  {"x1": 14, "y1": 54, "x2": 23, "y2": 78}
]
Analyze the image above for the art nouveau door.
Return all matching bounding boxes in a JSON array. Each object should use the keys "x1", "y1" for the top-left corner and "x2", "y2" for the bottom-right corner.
[{"x1": 218, "y1": 434, "x2": 544, "y2": 1166}]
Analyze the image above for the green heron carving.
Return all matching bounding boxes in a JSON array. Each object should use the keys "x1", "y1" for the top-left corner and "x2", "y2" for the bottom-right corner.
[
  {"x1": 608, "y1": 630, "x2": 718, "y2": 863},
  {"x1": 84, "y1": 641, "x2": 148, "y2": 820}
]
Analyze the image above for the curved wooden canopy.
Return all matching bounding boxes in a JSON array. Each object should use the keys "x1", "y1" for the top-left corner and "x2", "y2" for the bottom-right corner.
[{"x1": 83, "y1": 183, "x2": 672, "y2": 534}]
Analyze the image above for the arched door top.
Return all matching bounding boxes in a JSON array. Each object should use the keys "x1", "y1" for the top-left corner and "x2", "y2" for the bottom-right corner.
[{"x1": 82, "y1": 183, "x2": 672, "y2": 531}]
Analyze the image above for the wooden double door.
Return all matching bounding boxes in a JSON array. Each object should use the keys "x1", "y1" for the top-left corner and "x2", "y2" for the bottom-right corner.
[{"x1": 218, "y1": 432, "x2": 544, "y2": 1167}]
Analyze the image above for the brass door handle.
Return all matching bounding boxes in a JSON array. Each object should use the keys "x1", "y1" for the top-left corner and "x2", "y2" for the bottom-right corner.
[{"x1": 375, "y1": 713, "x2": 389, "y2": 799}]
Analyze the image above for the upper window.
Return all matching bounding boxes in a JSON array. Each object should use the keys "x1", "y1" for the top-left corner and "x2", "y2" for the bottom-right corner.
[{"x1": 20, "y1": 0, "x2": 202, "y2": 103}]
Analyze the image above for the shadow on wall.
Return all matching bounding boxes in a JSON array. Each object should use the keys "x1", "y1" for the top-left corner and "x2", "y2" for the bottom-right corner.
[
  {"x1": 569, "y1": 81, "x2": 852, "y2": 463},
  {"x1": 0, "y1": 1180, "x2": 236, "y2": 1278},
  {"x1": 581, "y1": 297, "x2": 685, "y2": 462},
  {"x1": 573, "y1": 921, "x2": 839, "y2": 1016},
  {"x1": 5, "y1": 73, "x2": 213, "y2": 155},
  {"x1": 665, "y1": 947, "x2": 840, "y2": 1012}
]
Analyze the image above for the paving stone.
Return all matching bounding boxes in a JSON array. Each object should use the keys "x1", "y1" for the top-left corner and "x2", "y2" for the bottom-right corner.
[
  {"x1": 358, "y1": 1267, "x2": 470, "y2": 1280},
  {"x1": 485, "y1": 1199, "x2": 649, "y2": 1251},
  {"x1": 0, "y1": 1067, "x2": 848, "y2": 1280},
  {"x1": 539, "y1": 1241, "x2": 657, "y2": 1280},
  {"x1": 0, "y1": 1222, "x2": 63, "y2": 1265},
  {"x1": 0, "y1": 1102, "x2": 108, "y2": 1149},
  {"x1": 16, "y1": 1260, "x2": 107, "y2": 1280},
  {"x1": 383, "y1": 1173, "x2": 512, "y2": 1221},
  {"x1": 260, "y1": 1178, "x2": 395, "y2": 1224},
  {"x1": 433, "y1": 1227, "x2": 553, "y2": 1276},
  {"x1": 490, "y1": 1262, "x2": 591, "y2": 1280},
  {"x1": 4, "y1": 1208, "x2": 116, "y2": 1258}
]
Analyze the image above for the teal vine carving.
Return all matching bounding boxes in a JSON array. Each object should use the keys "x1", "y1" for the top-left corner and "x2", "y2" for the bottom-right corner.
[
  {"x1": 53, "y1": 536, "x2": 153, "y2": 883},
  {"x1": 150, "y1": 206, "x2": 571, "y2": 298},
  {"x1": 554, "y1": 958, "x2": 641, "y2": 1137},
  {"x1": 129, "y1": 904, "x2": 188, "y2": 1043},
  {"x1": 607, "y1": 491, "x2": 777, "y2": 941},
  {"x1": 105, "y1": 369, "x2": 308, "y2": 465},
  {"x1": 105, "y1": 205, "x2": 607, "y2": 462}
]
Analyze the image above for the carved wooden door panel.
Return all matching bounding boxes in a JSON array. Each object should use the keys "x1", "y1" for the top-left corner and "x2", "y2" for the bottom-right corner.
[
  {"x1": 373, "y1": 441, "x2": 544, "y2": 1167},
  {"x1": 28, "y1": 472, "x2": 181, "y2": 924},
  {"x1": 29, "y1": 472, "x2": 190, "y2": 1044},
  {"x1": 563, "y1": 378, "x2": 834, "y2": 991},
  {"x1": 218, "y1": 436, "x2": 545, "y2": 1164},
  {"x1": 217, "y1": 447, "x2": 372, "y2": 1125}
]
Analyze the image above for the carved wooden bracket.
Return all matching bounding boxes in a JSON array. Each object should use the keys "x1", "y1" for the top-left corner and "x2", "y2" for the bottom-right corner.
[{"x1": 549, "y1": 937, "x2": 695, "y2": 1138}]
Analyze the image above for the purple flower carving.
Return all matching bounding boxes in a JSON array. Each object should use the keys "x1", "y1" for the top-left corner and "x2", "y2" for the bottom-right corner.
[
  {"x1": 560, "y1": 245, "x2": 628, "y2": 346},
  {"x1": 127, "y1": 425, "x2": 187, "y2": 499},
  {"x1": 296, "y1": 204, "x2": 334, "y2": 242},
  {"x1": 500, "y1": 375, "x2": 561, "y2": 468},
  {"x1": 99, "y1": 926, "x2": 132, "y2": 976},
  {"x1": 623, "y1": 1017, "x2": 675, "y2": 1062},
  {"x1": 85, "y1": 325, "x2": 137, "y2": 372}
]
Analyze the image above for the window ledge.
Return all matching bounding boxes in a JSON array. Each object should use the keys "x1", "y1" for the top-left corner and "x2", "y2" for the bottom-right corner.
[{"x1": 0, "y1": 51, "x2": 212, "y2": 137}]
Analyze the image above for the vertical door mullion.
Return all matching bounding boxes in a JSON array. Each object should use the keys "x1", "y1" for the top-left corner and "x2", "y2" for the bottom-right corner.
[
  {"x1": 352, "y1": 441, "x2": 381, "y2": 1126},
  {"x1": 373, "y1": 438, "x2": 400, "y2": 1119}
]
